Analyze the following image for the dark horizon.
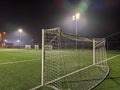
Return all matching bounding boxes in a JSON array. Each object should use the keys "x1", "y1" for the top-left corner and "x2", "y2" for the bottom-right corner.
[{"x1": 0, "y1": 0, "x2": 120, "y2": 43}]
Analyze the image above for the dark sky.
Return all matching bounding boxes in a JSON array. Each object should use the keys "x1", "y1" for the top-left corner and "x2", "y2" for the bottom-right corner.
[{"x1": 0, "y1": 0, "x2": 120, "y2": 42}]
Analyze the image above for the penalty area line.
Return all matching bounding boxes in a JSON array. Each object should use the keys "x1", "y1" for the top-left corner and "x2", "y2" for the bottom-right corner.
[
  {"x1": 0, "y1": 58, "x2": 40, "y2": 65},
  {"x1": 106, "y1": 54, "x2": 120, "y2": 62}
]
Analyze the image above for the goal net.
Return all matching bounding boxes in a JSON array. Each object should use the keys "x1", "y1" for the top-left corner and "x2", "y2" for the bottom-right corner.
[{"x1": 40, "y1": 27, "x2": 109, "y2": 90}]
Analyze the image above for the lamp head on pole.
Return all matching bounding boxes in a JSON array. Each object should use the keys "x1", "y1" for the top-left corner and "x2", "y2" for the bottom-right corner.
[
  {"x1": 76, "y1": 13, "x2": 80, "y2": 20},
  {"x1": 72, "y1": 15, "x2": 75, "y2": 20},
  {"x1": 18, "y1": 29, "x2": 23, "y2": 32},
  {"x1": 72, "y1": 13, "x2": 80, "y2": 20}
]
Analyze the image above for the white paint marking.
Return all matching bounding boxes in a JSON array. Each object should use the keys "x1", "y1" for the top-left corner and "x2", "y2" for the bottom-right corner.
[
  {"x1": 30, "y1": 54, "x2": 120, "y2": 90},
  {"x1": 0, "y1": 58, "x2": 40, "y2": 65}
]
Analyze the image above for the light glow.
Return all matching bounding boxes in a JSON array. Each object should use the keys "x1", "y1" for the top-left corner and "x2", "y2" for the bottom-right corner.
[
  {"x1": 18, "y1": 29, "x2": 22, "y2": 32},
  {"x1": 76, "y1": 13, "x2": 80, "y2": 19},
  {"x1": 16, "y1": 40, "x2": 20, "y2": 42},
  {"x1": 72, "y1": 15, "x2": 75, "y2": 20},
  {"x1": 72, "y1": 13, "x2": 80, "y2": 20},
  {"x1": 4, "y1": 39, "x2": 7, "y2": 42}
]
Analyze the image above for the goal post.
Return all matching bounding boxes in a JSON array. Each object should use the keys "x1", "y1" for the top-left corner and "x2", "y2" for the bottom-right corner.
[
  {"x1": 41, "y1": 29, "x2": 45, "y2": 86},
  {"x1": 39, "y1": 27, "x2": 109, "y2": 90},
  {"x1": 93, "y1": 39, "x2": 96, "y2": 65},
  {"x1": 41, "y1": 27, "x2": 61, "y2": 86}
]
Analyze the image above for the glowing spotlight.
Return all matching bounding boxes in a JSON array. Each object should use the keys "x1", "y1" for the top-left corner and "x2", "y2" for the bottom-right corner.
[
  {"x1": 18, "y1": 29, "x2": 23, "y2": 32},
  {"x1": 72, "y1": 13, "x2": 80, "y2": 20},
  {"x1": 72, "y1": 15, "x2": 75, "y2": 20},
  {"x1": 76, "y1": 13, "x2": 80, "y2": 19},
  {"x1": 4, "y1": 39, "x2": 7, "y2": 42},
  {"x1": 16, "y1": 40, "x2": 20, "y2": 43}
]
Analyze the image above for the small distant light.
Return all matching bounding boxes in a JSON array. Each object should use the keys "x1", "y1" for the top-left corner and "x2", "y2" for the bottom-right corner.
[
  {"x1": 16, "y1": 40, "x2": 20, "y2": 42},
  {"x1": 3, "y1": 32, "x2": 7, "y2": 35}
]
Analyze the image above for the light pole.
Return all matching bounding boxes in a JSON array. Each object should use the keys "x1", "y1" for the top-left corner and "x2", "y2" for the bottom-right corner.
[
  {"x1": 18, "y1": 29, "x2": 22, "y2": 47},
  {"x1": 72, "y1": 13, "x2": 80, "y2": 49}
]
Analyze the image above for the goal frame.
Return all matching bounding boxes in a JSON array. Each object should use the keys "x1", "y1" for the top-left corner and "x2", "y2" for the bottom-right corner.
[{"x1": 40, "y1": 27, "x2": 109, "y2": 90}]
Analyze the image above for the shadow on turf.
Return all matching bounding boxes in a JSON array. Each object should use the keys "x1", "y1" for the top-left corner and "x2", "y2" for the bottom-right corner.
[{"x1": 108, "y1": 76, "x2": 120, "y2": 86}]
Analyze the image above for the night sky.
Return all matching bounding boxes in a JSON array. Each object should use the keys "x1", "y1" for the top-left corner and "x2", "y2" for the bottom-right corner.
[{"x1": 0, "y1": 0, "x2": 120, "y2": 43}]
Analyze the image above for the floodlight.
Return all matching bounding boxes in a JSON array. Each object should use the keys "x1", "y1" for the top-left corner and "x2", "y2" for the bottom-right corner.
[
  {"x1": 18, "y1": 29, "x2": 22, "y2": 32},
  {"x1": 16, "y1": 40, "x2": 20, "y2": 42},
  {"x1": 4, "y1": 39, "x2": 7, "y2": 42},
  {"x1": 72, "y1": 15, "x2": 75, "y2": 20},
  {"x1": 76, "y1": 13, "x2": 80, "y2": 20}
]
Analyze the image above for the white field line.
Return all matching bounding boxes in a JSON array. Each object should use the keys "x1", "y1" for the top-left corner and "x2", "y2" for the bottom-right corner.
[
  {"x1": 30, "y1": 54, "x2": 120, "y2": 90},
  {"x1": 96, "y1": 65, "x2": 108, "y2": 67},
  {"x1": 0, "y1": 58, "x2": 40, "y2": 65}
]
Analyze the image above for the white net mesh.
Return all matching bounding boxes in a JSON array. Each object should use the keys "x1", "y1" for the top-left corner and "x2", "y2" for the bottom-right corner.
[{"x1": 40, "y1": 27, "x2": 109, "y2": 90}]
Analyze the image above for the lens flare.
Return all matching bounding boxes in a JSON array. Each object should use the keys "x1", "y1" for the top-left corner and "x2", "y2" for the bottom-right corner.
[{"x1": 78, "y1": 1, "x2": 88, "y2": 12}]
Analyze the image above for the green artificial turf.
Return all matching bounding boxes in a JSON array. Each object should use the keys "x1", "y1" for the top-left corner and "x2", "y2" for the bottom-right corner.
[
  {"x1": 94, "y1": 51, "x2": 120, "y2": 90},
  {"x1": 0, "y1": 49, "x2": 119, "y2": 90}
]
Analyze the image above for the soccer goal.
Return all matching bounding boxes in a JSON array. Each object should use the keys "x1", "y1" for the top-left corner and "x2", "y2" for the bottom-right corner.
[{"x1": 32, "y1": 27, "x2": 109, "y2": 90}]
